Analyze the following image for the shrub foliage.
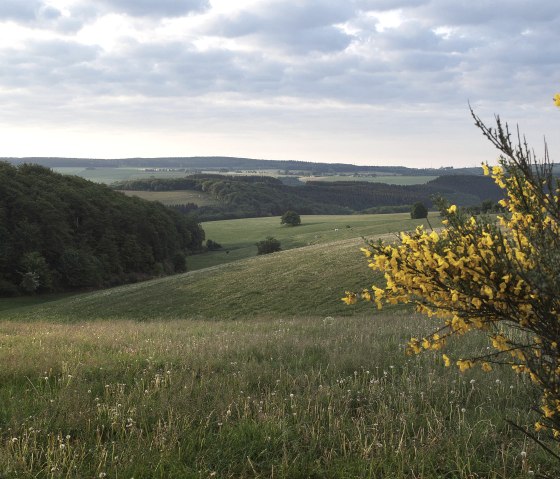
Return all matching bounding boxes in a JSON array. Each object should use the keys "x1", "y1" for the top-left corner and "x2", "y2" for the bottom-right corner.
[
  {"x1": 256, "y1": 237, "x2": 281, "y2": 255},
  {"x1": 345, "y1": 102, "x2": 560, "y2": 444}
]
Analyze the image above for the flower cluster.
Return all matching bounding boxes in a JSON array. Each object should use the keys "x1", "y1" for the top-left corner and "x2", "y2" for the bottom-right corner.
[{"x1": 345, "y1": 98, "x2": 560, "y2": 440}]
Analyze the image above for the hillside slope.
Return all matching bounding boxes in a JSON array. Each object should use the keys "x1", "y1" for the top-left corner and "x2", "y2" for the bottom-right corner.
[{"x1": 4, "y1": 237, "x2": 395, "y2": 322}]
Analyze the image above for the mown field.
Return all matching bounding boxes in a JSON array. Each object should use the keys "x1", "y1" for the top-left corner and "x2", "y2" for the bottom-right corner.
[
  {"x1": 0, "y1": 215, "x2": 557, "y2": 478},
  {"x1": 190, "y1": 213, "x2": 439, "y2": 271}
]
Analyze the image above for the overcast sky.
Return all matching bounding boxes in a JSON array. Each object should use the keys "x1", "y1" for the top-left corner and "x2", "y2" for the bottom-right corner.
[{"x1": 0, "y1": 0, "x2": 558, "y2": 167}]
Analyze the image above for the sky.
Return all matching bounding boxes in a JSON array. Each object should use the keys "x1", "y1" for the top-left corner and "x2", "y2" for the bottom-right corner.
[{"x1": 0, "y1": 0, "x2": 558, "y2": 167}]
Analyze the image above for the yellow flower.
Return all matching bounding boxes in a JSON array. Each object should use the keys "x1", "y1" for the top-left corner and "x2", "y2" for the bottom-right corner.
[
  {"x1": 554, "y1": 93, "x2": 560, "y2": 107},
  {"x1": 542, "y1": 405, "x2": 555, "y2": 418},
  {"x1": 442, "y1": 354, "x2": 451, "y2": 367},
  {"x1": 457, "y1": 359, "x2": 474, "y2": 372},
  {"x1": 341, "y1": 292, "x2": 357, "y2": 305},
  {"x1": 447, "y1": 204, "x2": 457, "y2": 214},
  {"x1": 481, "y1": 362, "x2": 493, "y2": 372},
  {"x1": 492, "y1": 165, "x2": 503, "y2": 176},
  {"x1": 535, "y1": 421, "x2": 545, "y2": 432}
]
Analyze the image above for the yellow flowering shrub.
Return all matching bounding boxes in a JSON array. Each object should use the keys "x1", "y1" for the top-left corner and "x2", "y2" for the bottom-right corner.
[{"x1": 345, "y1": 98, "x2": 560, "y2": 441}]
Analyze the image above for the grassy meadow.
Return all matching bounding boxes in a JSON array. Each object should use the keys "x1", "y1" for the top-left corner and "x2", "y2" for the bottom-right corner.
[
  {"x1": 191, "y1": 213, "x2": 439, "y2": 271},
  {"x1": 1, "y1": 214, "x2": 557, "y2": 478}
]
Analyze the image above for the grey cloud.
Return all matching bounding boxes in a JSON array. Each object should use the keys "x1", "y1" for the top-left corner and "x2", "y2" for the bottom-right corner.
[
  {"x1": 0, "y1": 0, "x2": 63, "y2": 22},
  {"x1": 353, "y1": 0, "x2": 428, "y2": 11},
  {"x1": 0, "y1": 0, "x2": 558, "y2": 123},
  {"x1": 97, "y1": 0, "x2": 210, "y2": 18},
  {"x1": 0, "y1": 40, "x2": 100, "y2": 88},
  {"x1": 420, "y1": 0, "x2": 560, "y2": 27},
  {"x1": 0, "y1": 1, "x2": 86, "y2": 34},
  {"x1": 204, "y1": 1, "x2": 354, "y2": 53}
]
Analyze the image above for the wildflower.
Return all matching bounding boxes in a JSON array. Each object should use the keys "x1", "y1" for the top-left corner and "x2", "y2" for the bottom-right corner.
[
  {"x1": 554, "y1": 93, "x2": 560, "y2": 107},
  {"x1": 481, "y1": 362, "x2": 493, "y2": 372},
  {"x1": 457, "y1": 359, "x2": 474, "y2": 372},
  {"x1": 542, "y1": 405, "x2": 555, "y2": 418}
]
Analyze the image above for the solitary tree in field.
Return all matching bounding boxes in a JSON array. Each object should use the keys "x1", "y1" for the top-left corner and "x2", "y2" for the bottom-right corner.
[
  {"x1": 281, "y1": 210, "x2": 301, "y2": 226},
  {"x1": 345, "y1": 95, "x2": 560, "y2": 446},
  {"x1": 410, "y1": 202, "x2": 428, "y2": 219}
]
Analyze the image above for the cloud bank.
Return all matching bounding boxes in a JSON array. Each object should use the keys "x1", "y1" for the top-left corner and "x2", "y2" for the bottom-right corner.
[{"x1": 0, "y1": 0, "x2": 558, "y2": 166}]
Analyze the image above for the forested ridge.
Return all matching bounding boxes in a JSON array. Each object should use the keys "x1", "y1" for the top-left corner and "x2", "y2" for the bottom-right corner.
[
  {"x1": 4, "y1": 156, "x2": 484, "y2": 175},
  {"x1": 0, "y1": 162, "x2": 204, "y2": 296},
  {"x1": 115, "y1": 174, "x2": 503, "y2": 221}
]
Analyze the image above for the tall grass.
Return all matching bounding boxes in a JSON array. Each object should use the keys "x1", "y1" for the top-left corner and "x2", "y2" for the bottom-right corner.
[{"x1": 0, "y1": 315, "x2": 555, "y2": 478}]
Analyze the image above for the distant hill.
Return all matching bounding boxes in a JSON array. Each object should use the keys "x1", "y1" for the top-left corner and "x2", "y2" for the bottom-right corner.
[
  {"x1": 114, "y1": 174, "x2": 503, "y2": 221},
  {"x1": 1, "y1": 156, "x2": 483, "y2": 176},
  {"x1": 0, "y1": 162, "x2": 205, "y2": 296}
]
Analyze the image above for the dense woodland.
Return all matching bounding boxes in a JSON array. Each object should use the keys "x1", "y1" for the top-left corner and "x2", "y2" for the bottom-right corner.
[
  {"x1": 115, "y1": 174, "x2": 503, "y2": 221},
  {"x1": 0, "y1": 163, "x2": 204, "y2": 296}
]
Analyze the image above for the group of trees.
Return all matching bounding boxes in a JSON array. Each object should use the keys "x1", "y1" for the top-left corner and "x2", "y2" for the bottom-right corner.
[{"x1": 0, "y1": 163, "x2": 205, "y2": 295}]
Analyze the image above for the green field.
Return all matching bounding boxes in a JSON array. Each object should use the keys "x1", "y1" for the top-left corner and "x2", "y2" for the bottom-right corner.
[
  {"x1": 0, "y1": 215, "x2": 556, "y2": 477},
  {"x1": 191, "y1": 213, "x2": 439, "y2": 270},
  {"x1": 120, "y1": 189, "x2": 219, "y2": 206},
  {"x1": 302, "y1": 175, "x2": 438, "y2": 185}
]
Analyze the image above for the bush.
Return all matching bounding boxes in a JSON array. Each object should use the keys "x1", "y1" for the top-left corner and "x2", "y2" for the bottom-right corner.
[
  {"x1": 256, "y1": 237, "x2": 281, "y2": 255},
  {"x1": 206, "y1": 239, "x2": 223, "y2": 251},
  {"x1": 281, "y1": 210, "x2": 301, "y2": 226},
  {"x1": 345, "y1": 98, "x2": 560, "y2": 445},
  {"x1": 410, "y1": 202, "x2": 428, "y2": 219}
]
